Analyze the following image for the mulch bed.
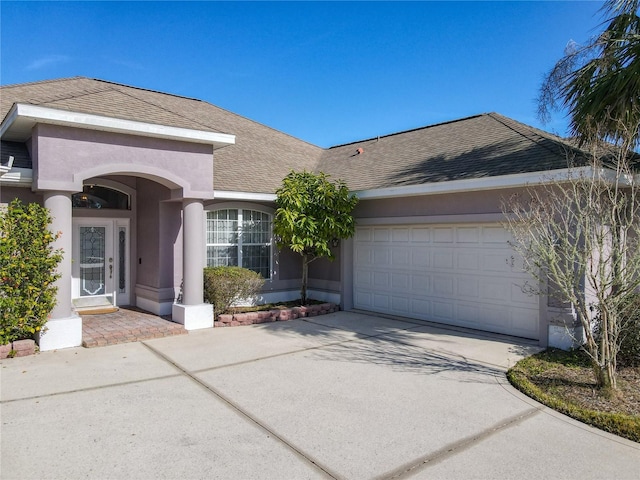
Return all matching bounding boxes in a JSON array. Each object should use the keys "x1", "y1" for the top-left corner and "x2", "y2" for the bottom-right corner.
[{"x1": 515, "y1": 349, "x2": 640, "y2": 417}]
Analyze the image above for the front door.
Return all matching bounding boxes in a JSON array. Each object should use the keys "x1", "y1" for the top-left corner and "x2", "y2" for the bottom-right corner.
[{"x1": 72, "y1": 218, "x2": 130, "y2": 305}]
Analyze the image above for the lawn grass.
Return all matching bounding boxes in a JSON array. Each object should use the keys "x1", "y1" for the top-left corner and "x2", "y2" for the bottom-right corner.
[{"x1": 507, "y1": 348, "x2": 640, "y2": 443}]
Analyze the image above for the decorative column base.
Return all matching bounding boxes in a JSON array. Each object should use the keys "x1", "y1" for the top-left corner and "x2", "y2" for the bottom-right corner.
[
  {"x1": 548, "y1": 324, "x2": 585, "y2": 350},
  {"x1": 171, "y1": 303, "x2": 214, "y2": 330},
  {"x1": 37, "y1": 315, "x2": 83, "y2": 351}
]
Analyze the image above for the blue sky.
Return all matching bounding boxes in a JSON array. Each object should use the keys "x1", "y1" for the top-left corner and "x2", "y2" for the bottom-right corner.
[{"x1": 1, "y1": 1, "x2": 604, "y2": 147}]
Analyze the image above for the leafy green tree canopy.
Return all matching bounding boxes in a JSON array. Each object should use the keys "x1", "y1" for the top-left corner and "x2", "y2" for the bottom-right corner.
[{"x1": 274, "y1": 170, "x2": 358, "y2": 303}]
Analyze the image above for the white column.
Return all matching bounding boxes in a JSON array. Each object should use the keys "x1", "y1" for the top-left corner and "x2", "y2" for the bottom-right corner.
[
  {"x1": 39, "y1": 192, "x2": 82, "y2": 350},
  {"x1": 171, "y1": 198, "x2": 213, "y2": 329},
  {"x1": 182, "y1": 199, "x2": 204, "y2": 305}
]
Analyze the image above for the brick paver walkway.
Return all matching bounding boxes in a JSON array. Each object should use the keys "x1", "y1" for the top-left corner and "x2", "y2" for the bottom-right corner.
[{"x1": 82, "y1": 307, "x2": 187, "y2": 348}]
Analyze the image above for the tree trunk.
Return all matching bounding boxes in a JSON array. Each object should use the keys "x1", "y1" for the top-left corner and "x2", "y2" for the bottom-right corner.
[
  {"x1": 593, "y1": 362, "x2": 617, "y2": 391},
  {"x1": 301, "y1": 253, "x2": 308, "y2": 305},
  {"x1": 596, "y1": 308, "x2": 618, "y2": 390}
]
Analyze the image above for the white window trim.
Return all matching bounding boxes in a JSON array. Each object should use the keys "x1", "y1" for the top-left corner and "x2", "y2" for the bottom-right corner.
[{"x1": 205, "y1": 203, "x2": 274, "y2": 279}]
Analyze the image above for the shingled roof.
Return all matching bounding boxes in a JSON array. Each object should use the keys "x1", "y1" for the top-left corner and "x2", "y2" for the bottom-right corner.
[
  {"x1": 1, "y1": 77, "x2": 582, "y2": 194},
  {"x1": 0, "y1": 77, "x2": 322, "y2": 193},
  {"x1": 318, "y1": 113, "x2": 581, "y2": 191}
]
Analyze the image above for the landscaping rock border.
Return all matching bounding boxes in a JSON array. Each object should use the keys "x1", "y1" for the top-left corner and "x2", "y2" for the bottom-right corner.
[
  {"x1": 0, "y1": 339, "x2": 37, "y2": 359},
  {"x1": 214, "y1": 303, "x2": 339, "y2": 327}
]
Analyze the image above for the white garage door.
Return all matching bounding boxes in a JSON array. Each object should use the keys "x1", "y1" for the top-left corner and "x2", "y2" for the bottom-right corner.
[{"x1": 353, "y1": 224, "x2": 539, "y2": 339}]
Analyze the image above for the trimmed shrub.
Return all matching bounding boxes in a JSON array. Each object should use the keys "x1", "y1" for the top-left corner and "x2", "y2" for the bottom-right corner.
[
  {"x1": 203, "y1": 266, "x2": 265, "y2": 315},
  {"x1": 0, "y1": 200, "x2": 63, "y2": 344}
]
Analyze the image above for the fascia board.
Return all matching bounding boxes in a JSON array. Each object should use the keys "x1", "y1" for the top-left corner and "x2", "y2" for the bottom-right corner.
[
  {"x1": 2, "y1": 104, "x2": 236, "y2": 148},
  {"x1": 354, "y1": 167, "x2": 600, "y2": 199},
  {"x1": 211, "y1": 167, "x2": 627, "y2": 202},
  {"x1": 213, "y1": 190, "x2": 277, "y2": 202}
]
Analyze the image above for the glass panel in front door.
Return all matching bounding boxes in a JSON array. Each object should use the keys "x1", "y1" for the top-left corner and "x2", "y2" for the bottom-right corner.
[{"x1": 79, "y1": 226, "x2": 107, "y2": 296}]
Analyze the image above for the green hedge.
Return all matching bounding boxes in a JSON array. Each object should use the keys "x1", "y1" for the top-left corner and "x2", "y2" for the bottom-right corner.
[
  {"x1": 0, "y1": 200, "x2": 63, "y2": 344},
  {"x1": 203, "y1": 266, "x2": 265, "y2": 315}
]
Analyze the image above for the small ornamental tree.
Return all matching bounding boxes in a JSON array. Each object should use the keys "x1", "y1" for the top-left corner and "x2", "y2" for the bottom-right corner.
[
  {"x1": 0, "y1": 199, "x2": 63, "y2": 344},
  {"x1": 274, "y1": 170, "x2": 358, "y2": 304},
  {"x1": 503, "y1": 126, "x2": 640, "y2": 391}
]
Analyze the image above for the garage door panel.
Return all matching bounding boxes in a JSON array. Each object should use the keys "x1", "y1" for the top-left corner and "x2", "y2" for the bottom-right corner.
[
  {"x1": 510, "y1": 283, "x2": 538, "y2": 306},
  {"x1": 482, "y1": 225, "x2": 510, "y2": 243},
  {"x1": 482, "y1": 253, "x2": 512, "y2": 272},
  {"x1": 510, "y1": 308, "x2": 539, "y2": 337},
  {"x1": 391, "y1": 296, "x2": 410, "y2": 313},
  {"x1": 355, "y1": 269, "x2": 372, "y2": 286},
  {"x1": 433, "y1": 276, "x2": 454, "y2": 296},
  {"x1": 433, "y1": 300, "x2": 454, "y2": 320},
  {"x1": 457, "y1": 277, "x2": 479, "y2": 298},
  {"x1": 457, "y1": 226, "x2": 480, "y2": 243},
  {"x1": 392, "y1": 228, "x2": 410, "y2": 242},
  {"x1": 457, "y1": 252, "x2": 480, "y2": 270},
  {"x1": 411, "y1": 227, "x2": 430, "y2": 243},
  {"x1": 373, "y1": 271, "x2": 390, "y2": 288},
  {"x1": 508, "y1": 255, "x2": 529, "y2": 274},
  {"x1": 391, "y1": 273, "x2": 410, "y2": 290},
  {"x1": 411, "y1": 249, "x2": 430, "y2": 268},
  {"x1": 458, "y1": 303, "x2": 479, "y2": 323},
  {"x1": 480, "y1": 280, "x2": 510, "y2": 302},
  {"x1": 373, "y1": 228, "x2": 391, "y2": 242},
  {"x1": 356, "y1": 227, "x2": 372, "y2": 241},
  {"x1": 411, "y1": 274, "x2": 430, "y2": 294},
  {"x1": 411, "y1": 298, "x2": 431, "y2": 316},
  {"x1": 373, "y1": 293, "x2": 390, "y2": 309},
  {"x1": 391, "y1": 248, "x2": 410, "y2": 267},
  {"x1": 354, "y1": 224, "x2": 539, "y2": 340},
  {"x1": 373, "y1": 247, "x2": 389, "y2": 265},
  {"x1": 356, "y1": 247, "x2": 373, "y2": 266},
  {"x1": 433, "y1": 250, "x2": 454, "y2": 269},
  {"x1": 433, "y1": 227, "x2": 454, "y2": 243},
  {"x1": 355, "y1": 290, "x2": 372, "y2": 307}
]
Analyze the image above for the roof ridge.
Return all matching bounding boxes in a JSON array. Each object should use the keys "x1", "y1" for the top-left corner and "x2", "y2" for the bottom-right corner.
[
  {"x1": 96, "y1": 78, "x2": 323, "y2": 150},
  {"x1": 487, "y1": 112, "x2": 584, "y2": 157},
  {"x1": 194, "y1": 99, "x2": 325, "y2": 150},
  {"x1": 0, "y1": 76, "x2": 86, "y2": 89},
  {"x1": 111, "y1": 87, "x2": 232, "y2": 134},
  {"x1": 88, "y1": 78, "x2": 203, "y2": 102},
  {"x1": 327, "y1": 113, "x2": 489, "y2": 149}
]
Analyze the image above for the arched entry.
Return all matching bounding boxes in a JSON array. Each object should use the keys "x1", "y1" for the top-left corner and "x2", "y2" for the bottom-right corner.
[{"x1": 71, "y1": 181, "x2": 134, "y2": 309}]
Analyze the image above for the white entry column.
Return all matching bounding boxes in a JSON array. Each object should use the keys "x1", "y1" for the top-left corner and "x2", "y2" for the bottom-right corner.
[
  {"x1": 171, "y1": 198, "x2": 213, "y2": 329},
  {"x1": 39, "y1": 191, "x2": 82, "y2": 350}
]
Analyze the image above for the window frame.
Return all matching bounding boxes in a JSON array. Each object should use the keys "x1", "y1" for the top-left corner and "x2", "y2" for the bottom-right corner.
[{"x1": 205, "y1": 203, "x2": 274, "y2": 279}]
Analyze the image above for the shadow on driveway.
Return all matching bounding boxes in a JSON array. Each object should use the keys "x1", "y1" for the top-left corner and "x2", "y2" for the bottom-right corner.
[{"x1": 249, "y1": 312, "x2": 539, "y2": 382}]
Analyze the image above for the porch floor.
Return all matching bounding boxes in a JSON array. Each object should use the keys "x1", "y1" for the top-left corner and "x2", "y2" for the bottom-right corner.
[{"x1": 81, "y1": 307, "x2": 187, "y2": 348}]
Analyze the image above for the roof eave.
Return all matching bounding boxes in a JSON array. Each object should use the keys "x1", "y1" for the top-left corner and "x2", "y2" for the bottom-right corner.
[
  {"x1": 353, "y1": 167, "x2": 603, "y2": 200},
  {"x1": 213, "y1": 190, "x2": 277, "y2": 202},
  {"x1": 0, "y1": 103, "x2": 236, "y2": 149}
]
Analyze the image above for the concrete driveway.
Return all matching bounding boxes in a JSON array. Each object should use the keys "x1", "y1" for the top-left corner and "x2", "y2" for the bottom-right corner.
[{"x1": 2, "y1": 311, "x2": 638, "y2": 479}]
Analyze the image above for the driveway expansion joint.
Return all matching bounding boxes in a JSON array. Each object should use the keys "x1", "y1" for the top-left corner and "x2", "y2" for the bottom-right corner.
[
  {"x1": 375, "y1": 407, "x2": 541, "y2": 480},
  {"x1": 0, "y1": 373, "x2": 182, "y2": 404},
  {"x1": 140, "y1": 341, "x2": 342, "y2": 480}
]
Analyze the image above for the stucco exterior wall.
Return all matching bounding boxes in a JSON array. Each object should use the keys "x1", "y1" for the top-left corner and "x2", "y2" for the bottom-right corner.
[
  {"x1": 136, "y1": 179, "x2": 171, "y2": 288},
  {"x1": 32, "y1": 124, "x2": 215, "y2": 196},
  {"x1": 355, "y1": 188, "x2": 522, "y2": 219},
  {"x1": 0, "y1": 186, "x2": 41, "y2": 207}
]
